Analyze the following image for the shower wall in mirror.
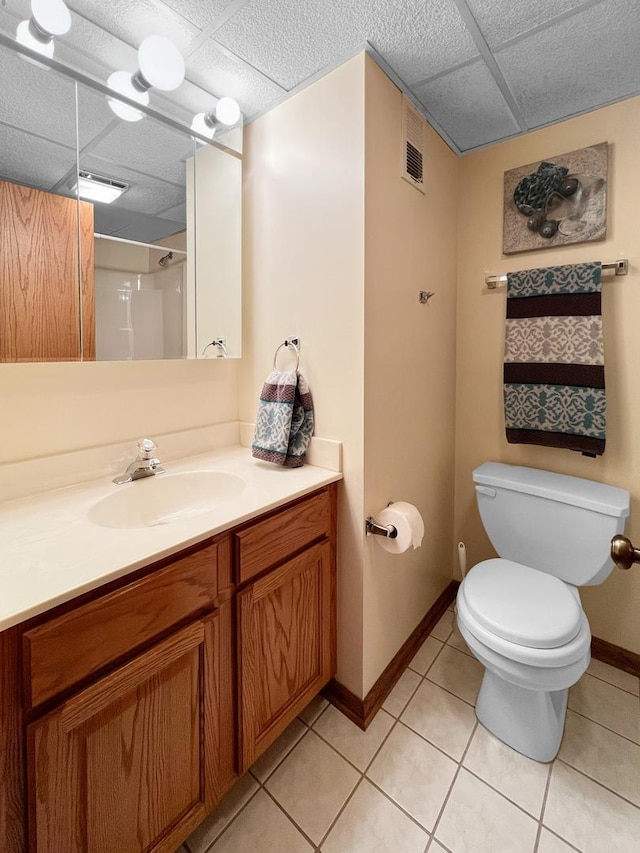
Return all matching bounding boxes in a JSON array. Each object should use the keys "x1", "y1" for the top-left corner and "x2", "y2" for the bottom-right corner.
[{"x1": 0, "y1": 38, "x2": 242, "y2": 362}]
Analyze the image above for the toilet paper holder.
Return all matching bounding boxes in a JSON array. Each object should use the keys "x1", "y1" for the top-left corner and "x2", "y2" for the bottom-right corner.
[{"x1": 365, "y1": 516, "x2": 398, "y2": 539}]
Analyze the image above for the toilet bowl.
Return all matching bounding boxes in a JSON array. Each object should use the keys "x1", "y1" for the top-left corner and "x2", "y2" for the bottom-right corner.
[{"x1": 457, "y1": 463, "x2": 629, "y2": 762}]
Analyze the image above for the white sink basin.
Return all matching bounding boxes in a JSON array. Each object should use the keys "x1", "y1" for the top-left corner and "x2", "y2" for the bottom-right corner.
[{"x1": 88, "y1": 471, "x2": 246, "y2": 529}]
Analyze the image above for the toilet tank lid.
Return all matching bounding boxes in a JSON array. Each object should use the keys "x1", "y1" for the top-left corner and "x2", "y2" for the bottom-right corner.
[{"x1": 473, "y1": 462, "x2": 630, "y2": 518}]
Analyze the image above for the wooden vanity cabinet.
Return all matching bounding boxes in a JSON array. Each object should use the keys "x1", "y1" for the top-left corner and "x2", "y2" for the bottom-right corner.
[
  {"x1": 0, "y1": 483, "x2": 337, "y2": 853},
  {"x1": 235, "y1": 485, "x2": 337, "y2": 771}
]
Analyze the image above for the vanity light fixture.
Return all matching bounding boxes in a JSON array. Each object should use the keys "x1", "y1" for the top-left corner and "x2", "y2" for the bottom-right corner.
[
  {"x1": 72, "y1": 171, "x2": 128, "y2": 204},
  {"x1": 15, "y1": 0, "x2": 71, "y2": 60},
  {"x1": 107, "y1": 35, "x2": 185, "y2": 122},
  {"x1": 190, "y1": 97, "x2": 241, "y2": 139}
]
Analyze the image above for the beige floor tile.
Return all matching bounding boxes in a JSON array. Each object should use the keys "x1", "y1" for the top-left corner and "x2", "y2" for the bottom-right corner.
[
  {"x1": 321, "y1": 779, "x2": 428, "y2": 853},
  {"x1": 313, "y1": 705, "x2": 394, "y2": 771},
  {"x1": 463, "y1": 724, "x2": 550, "y2": 817},
  {"x1": 401, "y1": 679, "x2": 476, "y2": 760},
  {"x1": 250, "y1": 718, "x2": 307, "y2": 782},
  {"x1": 428, "y1": 843, "x2": 449, "y2": 853},
  {"x1": 427, "y1": 644, "x2": 484, "y2": 705},
  {"x1": 587, "y1": 658, "x2": 639, "y2": 696},
  {"x1": 265, "y1": 730, "x2": 359, "y2": 844},
  {"x1": 298, "y1": 694, "x2": 329, "y2": 726},
  {"x1": 436, "y1": 769, "x2": 538, "y2": 853},
  {"x1": 544, "y1": 762, "x2": 640, "y2": 853},
  {"x1": 209, "y1": 789, "x2": 313, "y2": 853},
  {"x1": 367, "y1": 721, "x2": 457, "y2": 831},
  {"x1": 447, "y1": 624, "x2": 473, "y2": 658},
  {"x1": 430, "y1": 610, "x2": 454, "y2": 642},
  {"x1": 559, "y1": 710, "x2": 640, "y2": 806},
  {"x1": 568, "y1": 673, "x2": 640, "y2": 743},
  {"x1": 537, "y1": 828, "x2": 579, "y2": 853},
  {"x1": 382, "y1": 668, "x2": 422, "y2": 718},
  {"x1": 408, "y1": 636, "x2": 444, "y2": 675},
  {"x1": 187, "y1": 774, "x2": 259, "y2": 853}
]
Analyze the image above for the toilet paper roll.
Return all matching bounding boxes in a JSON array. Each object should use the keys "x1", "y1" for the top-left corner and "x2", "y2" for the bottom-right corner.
[{"x1": 373, "y1": 502, "x2": 424, "y2": 554}]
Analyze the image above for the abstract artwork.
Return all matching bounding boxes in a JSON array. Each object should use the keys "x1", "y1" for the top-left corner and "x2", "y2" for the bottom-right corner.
[{"x1": 503, "y1": 142, "x2": 608, "y2": 254}]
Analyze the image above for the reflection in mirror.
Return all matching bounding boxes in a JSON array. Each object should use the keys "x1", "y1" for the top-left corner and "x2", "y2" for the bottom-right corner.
[
  {"x1": 0, "y1": 34, "x2": 242, "y2": 363},
  {"x1": 0, "y1": 47, "x2": 87, "y2": 362},
  {"x1": 77, "y1": 79, "x2": 194, "y2": 361}
]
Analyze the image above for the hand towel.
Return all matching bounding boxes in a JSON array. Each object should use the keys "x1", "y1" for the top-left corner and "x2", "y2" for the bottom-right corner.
[
  {"x1": 252, "y1": 370, "x2": 314, "y2": 467},
  {"x1": 503, "y1": 261, "x2": 605, "y2": 456}
]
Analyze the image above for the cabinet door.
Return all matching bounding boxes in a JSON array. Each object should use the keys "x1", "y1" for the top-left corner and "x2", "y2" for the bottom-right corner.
[
  {"x1": 28, "y1": 615, "x2": 219, "y2": 853},
  {"x1": 237, "y1": 540, "x2": 332, "y2": 770}
]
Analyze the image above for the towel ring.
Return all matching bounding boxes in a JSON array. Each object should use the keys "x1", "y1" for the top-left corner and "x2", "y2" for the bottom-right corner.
[
  {"x1": 273, "y1": 339, "x2": 300, "y2": 371},
  {"x1": 202, "y1": 338, "x2": 227, "y2": 358}
]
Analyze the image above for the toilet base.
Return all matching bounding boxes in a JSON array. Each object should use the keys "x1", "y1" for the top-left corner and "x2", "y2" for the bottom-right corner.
[{"x1": 475, "y1": 669, "x2": 568, "y2": 762}]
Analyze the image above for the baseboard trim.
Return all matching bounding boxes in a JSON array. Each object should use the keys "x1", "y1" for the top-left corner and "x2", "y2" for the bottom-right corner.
[
  {"x1": 591, "y1": 635, "x2": 640, "y2": 678},
  {"x1": 323, "y1": 580, "x2": 459, "y2": 730}
]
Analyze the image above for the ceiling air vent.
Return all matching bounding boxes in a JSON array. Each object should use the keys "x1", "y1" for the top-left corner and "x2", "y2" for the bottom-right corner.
[{"x1": 401, "y1": 96, "x2": 426, "y2": 194}]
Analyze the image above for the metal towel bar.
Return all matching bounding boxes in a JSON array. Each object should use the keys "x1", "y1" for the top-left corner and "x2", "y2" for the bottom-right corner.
[{"x1": 485, "y1": 259, "x2": 628, "y2": 290}]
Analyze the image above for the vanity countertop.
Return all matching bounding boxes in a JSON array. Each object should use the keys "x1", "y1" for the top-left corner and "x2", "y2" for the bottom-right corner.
[{"x1": 0, "y1": 446, "x2": 342, "y2": 632}]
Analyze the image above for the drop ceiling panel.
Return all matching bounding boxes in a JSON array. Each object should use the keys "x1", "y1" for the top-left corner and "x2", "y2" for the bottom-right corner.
[
  {"x1": 158, "y1": 202, "x2": 187, "y2": 221},
  {"x1": 188, "y1": 39, "x2": 286, "y2": 118},
  {"x1": 0, "y1": 125, "x2": 76, "y2": 191},
  {"x1": 414, "y1": 60, "x2": 521, "y2": 152},
  {"x1": 0, "y1": 52, "x2": 77, "y2": 148},
  {"x1": 84, "y1": 120, "x2": 194, "y2": 185},
  {"x1": 464, "y1": 0, "x2": 597, "y2": 48},
  {"x1": 496, "y1": 0, "x2": 640, "y2": 129},
  {"x1": 66, "y1": 0, "x2": 201, "y2": 52},
  {"x1": 159, "y1": 0, "x2": 232, "y2": 30},
  {"x1": 214, "y1": 0, "x2": 477, "y2": 91}
]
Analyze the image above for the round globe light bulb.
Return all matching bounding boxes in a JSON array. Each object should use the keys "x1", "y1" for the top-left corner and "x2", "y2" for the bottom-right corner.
[
  {"x1": 31, "y1": 0, "x2": 71, "y2": 37},
  {"x1": 190, "y1": 113, "x2": 216, "y2": 140},
  {"x1": 137, "y1": 35, "x2": 185, "y2": 92},
  {"x1": 16, "y1": 19, "x2": 54, "y2": 57},
  {"x1": 215, "y1": 97, "x2": 241, "y2": 126},
  {"x1": 107, "y1": 71, "x2": 149, "y2": 122}
]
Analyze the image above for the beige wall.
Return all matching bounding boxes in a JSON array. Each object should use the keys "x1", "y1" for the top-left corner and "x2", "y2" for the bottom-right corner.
[
  {"x1": 240, "y1": 55, "x2": 367, "y2": 694},
  {"x1": 0, "y1": 360, "x2": 239, "y2": 464},
  {"x1": 362, "y1": 58, "x2": 458, "y2": 693},
  {"x1": 455, "y1": 95, "x2": 640, "y2": 655},
  {"x1": 241, "y1": 54, "x2": 459, "y2": 697}
]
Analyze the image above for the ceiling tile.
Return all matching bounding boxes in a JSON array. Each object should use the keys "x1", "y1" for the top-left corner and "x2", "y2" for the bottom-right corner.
[
  {"x1": 496, "y1": 0, "x2": 640, "y2": 129},
  {"x1": 188, "y1": 38, "x2": 286, "y2": 118},
  {"x1": 0, "y1": 50, "x2": 77, "y2": 148},
  {"x1": 66, "y1": 0, "x2": 200, "y2": 52},
  {"x1": 414, "y1": 60, "x2": 521, "y2": 152},
  {"x1": 83, "y1": 119, "x2": 194, "y2": 185},
  {"x1": 0, "y1": 125, "x2": 76, "y2": 191},
  {"x1": 159, "y1": 0, "x2": 231, "y2": 30},
  {"x1": 214, "y1": 0, "x2": 477, "y2": 91},
  {"x1": 465, "y1": 0, "x2": 597, "y2": 48}
]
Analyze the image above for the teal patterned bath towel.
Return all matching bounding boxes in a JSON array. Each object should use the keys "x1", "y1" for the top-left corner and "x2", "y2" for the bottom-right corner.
[
  {"x1": 504, "y1": 261, "x2": 605, "y2": 456},
  {"x1": 252, "y1": 370, "x2": 314, "y2": 467}
]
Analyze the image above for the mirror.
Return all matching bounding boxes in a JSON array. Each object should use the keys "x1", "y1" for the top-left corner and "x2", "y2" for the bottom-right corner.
[{"x1": 0, "y1": 36, "x2": 242, "y2": 362}]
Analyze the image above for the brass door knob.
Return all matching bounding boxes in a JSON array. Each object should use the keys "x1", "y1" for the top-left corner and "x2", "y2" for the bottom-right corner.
[{"x1": 610, "y1": 535, "x2": 640, "y2": 571}]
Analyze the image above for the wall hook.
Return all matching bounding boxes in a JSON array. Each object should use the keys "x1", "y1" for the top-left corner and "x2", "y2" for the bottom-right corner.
[{"x1": 419, "y1": 291, "x2": 435, "y2": 304}]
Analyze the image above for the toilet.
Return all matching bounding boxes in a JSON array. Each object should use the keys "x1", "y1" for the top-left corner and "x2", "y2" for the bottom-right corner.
[{"x1": 456, "y1": 462, "x2": 630, "y2": 762}]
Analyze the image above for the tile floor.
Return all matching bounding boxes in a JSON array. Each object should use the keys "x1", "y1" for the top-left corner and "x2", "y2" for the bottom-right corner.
[{"x1": 177, "y1": 606, "x2": 640, "y2": 853}]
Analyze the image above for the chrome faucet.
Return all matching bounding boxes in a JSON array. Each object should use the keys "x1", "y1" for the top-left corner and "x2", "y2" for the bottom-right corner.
[{"x1": 113, "y1": 438, "x2": 165, "y2": 485}]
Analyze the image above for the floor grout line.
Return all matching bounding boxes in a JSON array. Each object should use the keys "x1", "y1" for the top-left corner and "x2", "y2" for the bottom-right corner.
[
  {"x1": 461, "y1": 764, "x2": 548, "y2": 823},
  {"x1": 532, "y1": 754, "x2": 553, "y2": 853},
  {"x1": 539, "y1": 824, "x2": 584, "y2": 853},
  {"x1": 586, "y1": 668, "x2": 640, "y2": 697},
  {"x1": 566, "y1": 704, "x2": 640, "y2": 746},
  {"x1": 555, "y1": 758, "x2": 640, "y2": 810}
]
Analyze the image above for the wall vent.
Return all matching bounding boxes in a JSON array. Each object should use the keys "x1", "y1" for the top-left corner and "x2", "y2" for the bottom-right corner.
[{"x1": 401, "y1": 96, "x2": 426, "y2": 194}]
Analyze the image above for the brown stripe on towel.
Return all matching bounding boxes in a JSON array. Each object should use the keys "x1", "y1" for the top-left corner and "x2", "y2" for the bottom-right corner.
[
  {"x1": 506, "y1": 293, "x2": 601, "y2": 320},
  {"x1": 504, "y1": 363, "x2": 605, "y2": 388},
  {"x1": 506, "y1": 428, "x2": 605, "y2": 456}
]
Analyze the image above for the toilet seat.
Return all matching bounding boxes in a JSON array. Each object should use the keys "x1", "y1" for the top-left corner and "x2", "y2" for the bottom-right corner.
[{"x1": 460, "y1": 558, "x2": 582, "y2": 649}]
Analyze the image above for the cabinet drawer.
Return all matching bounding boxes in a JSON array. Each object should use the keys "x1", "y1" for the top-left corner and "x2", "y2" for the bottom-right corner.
[
  {"x1": 23, "y1": 542, "x2": 219, "y2": 709},
  {"x1": 235, "y1": 489, "x2": 332, "y2": 584}
]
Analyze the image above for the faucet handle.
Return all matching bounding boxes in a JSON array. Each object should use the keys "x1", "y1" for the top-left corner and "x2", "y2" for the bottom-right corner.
[{"x1": 137, "y1": 438, "x2": 157, "y2": 460}]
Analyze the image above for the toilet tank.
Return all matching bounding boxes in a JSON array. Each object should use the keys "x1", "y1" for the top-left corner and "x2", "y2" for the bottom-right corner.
[{"x1": 474, "y1": 462, "x2": 630, "y2": 586}]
